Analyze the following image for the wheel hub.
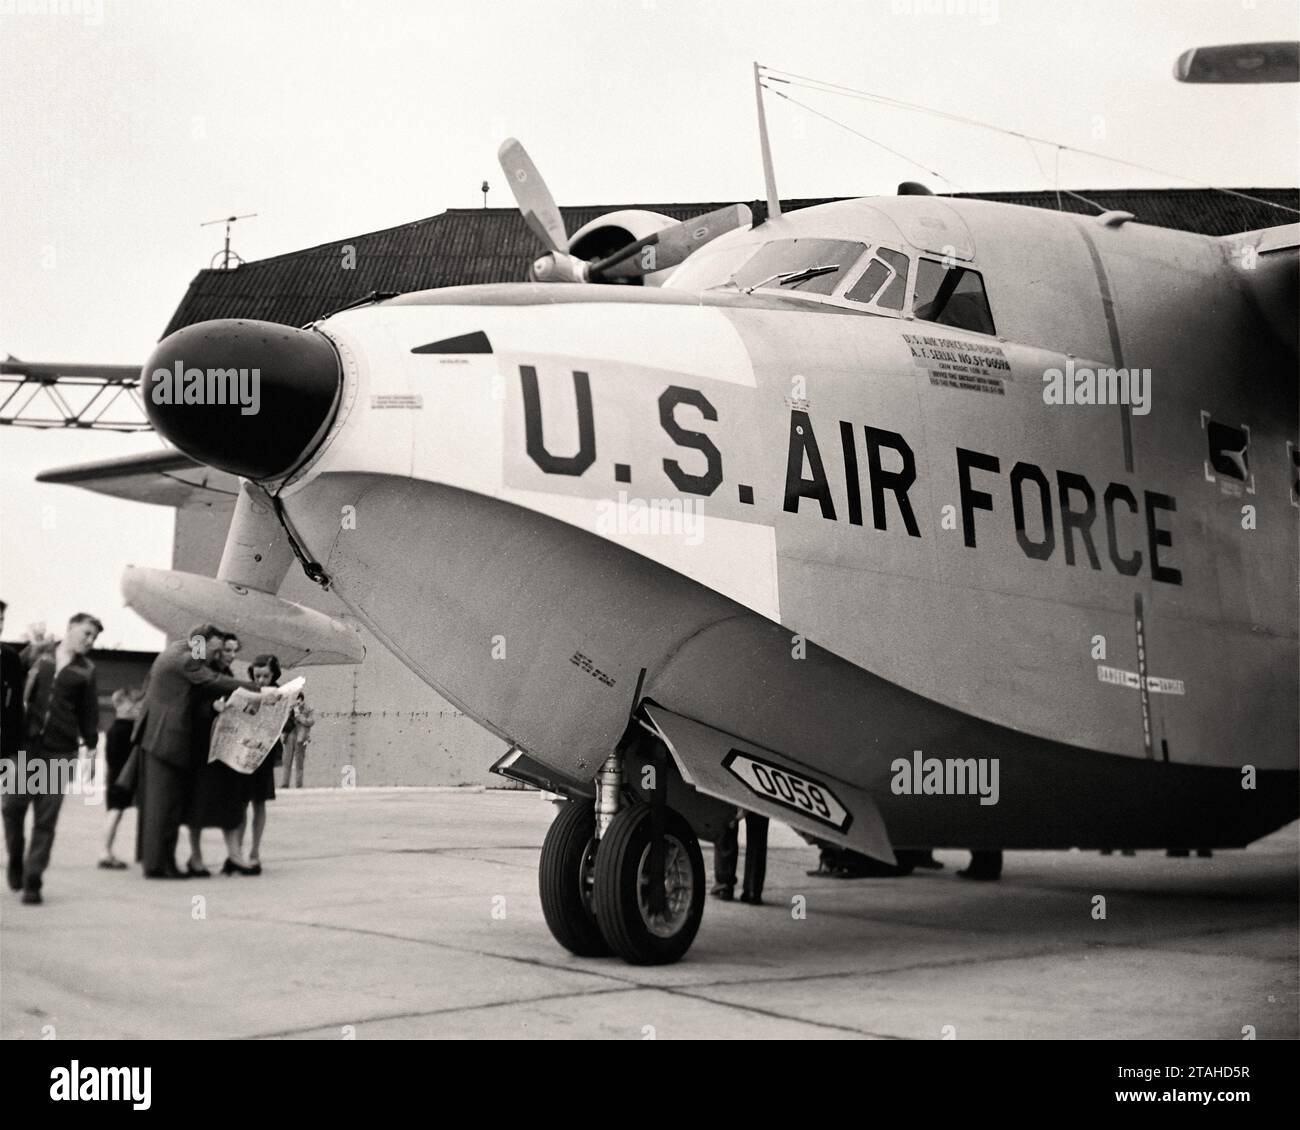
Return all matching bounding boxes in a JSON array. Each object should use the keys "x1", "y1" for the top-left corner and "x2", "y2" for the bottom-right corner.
[
  {"x1": 635, "y1": 836, "x2": 694, "y2": 938},
  {"x1": 579, "y1": 838, "x2": 599, "y2": 914}
]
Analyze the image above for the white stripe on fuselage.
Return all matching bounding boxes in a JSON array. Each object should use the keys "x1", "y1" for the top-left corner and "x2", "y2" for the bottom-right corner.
[
  {"x1": 300, "y1": 303, "x2": 776, "y2": 620},
  {"x1": 499, "y1": 303, "x2": 754, "y2": 386}
]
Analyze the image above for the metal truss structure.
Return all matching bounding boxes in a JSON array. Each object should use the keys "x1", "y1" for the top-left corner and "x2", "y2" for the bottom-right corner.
[{"x1": 0, "y1": 358, "x2": 150, "y2": 432}]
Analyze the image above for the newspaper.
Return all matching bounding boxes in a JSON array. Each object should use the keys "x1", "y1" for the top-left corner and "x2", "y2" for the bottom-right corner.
[{"x1": 208, "y1": 677, "x2": 306, "y2": 774}]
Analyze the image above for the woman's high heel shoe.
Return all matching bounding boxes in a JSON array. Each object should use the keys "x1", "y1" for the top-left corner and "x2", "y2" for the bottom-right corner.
[{"x1": 221, "y1": 858, "x2": 254, "y2": 876}]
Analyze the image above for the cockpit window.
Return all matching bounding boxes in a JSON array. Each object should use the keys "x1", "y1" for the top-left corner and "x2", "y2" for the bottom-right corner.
[
  {"x1": 730, "y1": 239, "x2": 867, "y2": 295},
  {"x1": 846, "y1": 259, "x2": 890, "y2": 304},
  {"x1": 875, "y1": 248, "x2": 910, "y2": 310},
  {"x1": 845, "y1": 246, "x2": 910, "y2": 310},
  {"x1": 912, "y1": 258, "x2": 996, "y2": 334}
]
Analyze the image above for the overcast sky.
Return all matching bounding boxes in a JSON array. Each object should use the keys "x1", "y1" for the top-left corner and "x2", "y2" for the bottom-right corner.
[{"x1": 2, "y1": 0, "x2": 1297, "y2": 648}]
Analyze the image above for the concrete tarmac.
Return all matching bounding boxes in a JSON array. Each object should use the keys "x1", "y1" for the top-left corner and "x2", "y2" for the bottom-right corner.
[{"x1": 1, "y1": 788, "x2": 1295, "y2": 1039}]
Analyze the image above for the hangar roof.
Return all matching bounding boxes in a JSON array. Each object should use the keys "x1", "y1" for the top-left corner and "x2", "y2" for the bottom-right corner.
[{"x1": 162, "y1": 188, "x2": 1298, "y2": 338}]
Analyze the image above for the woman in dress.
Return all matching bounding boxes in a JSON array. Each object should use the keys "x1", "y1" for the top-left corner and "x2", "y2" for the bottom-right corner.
[
  {"x1": 98, "y1": 686, "x2": 143, "y2": 869},
  {"x1": 238, "y1": 654, "x2": 285, "y2": 875},
  {"x1": 185, "y1": 648, "x2": 255, "y2": 876}
]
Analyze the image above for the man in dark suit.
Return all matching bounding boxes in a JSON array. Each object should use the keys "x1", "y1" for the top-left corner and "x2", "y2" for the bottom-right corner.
[
  {"x1": 134, "y1": 625, "x2": 252, "y2": 878},
  {"x1": 711, "y1": 807, "x2": 769, "y2": 905}
]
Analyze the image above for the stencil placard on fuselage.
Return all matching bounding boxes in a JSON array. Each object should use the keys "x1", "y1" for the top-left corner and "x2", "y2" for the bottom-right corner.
[
  {"x1": 1097, "y1": 664, "x2": 1186, "y2": 695},
  {"x1": 903, "y1": 331, "x2": 1011, "y2": 395}
]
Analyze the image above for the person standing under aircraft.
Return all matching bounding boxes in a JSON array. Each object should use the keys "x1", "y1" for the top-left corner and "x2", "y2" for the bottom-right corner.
[
  {"x1": 4, "y1": 613, "x2": 103, "y2": 904},
  {"x1": 958, "y1": 850, "x2": 1003, "y2": 881},
  {"x1": 711, "y1": 807, "x2": 769, "y2": 905},
  {"x1": 280, "y1": 690, "x2": 314, "y2": 789},
  {"x1": 134, "y1": 625, "x2": 252, "y2": 879}
]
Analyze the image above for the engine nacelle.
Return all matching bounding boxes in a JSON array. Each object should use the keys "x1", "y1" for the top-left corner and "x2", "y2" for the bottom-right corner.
[{"x1": 566, "y1": 209, "x2": 679, "y2": 286}]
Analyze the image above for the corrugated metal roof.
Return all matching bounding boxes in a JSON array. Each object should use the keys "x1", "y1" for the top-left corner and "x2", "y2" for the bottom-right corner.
[{"x1": 162, "y1": 189, "x2": 1298, "y2": 337}]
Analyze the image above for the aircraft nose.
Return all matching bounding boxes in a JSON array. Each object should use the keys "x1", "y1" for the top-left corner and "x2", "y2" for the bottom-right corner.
[{"x1": 142, "y1": 319, "x2": 340, "y2": 480}]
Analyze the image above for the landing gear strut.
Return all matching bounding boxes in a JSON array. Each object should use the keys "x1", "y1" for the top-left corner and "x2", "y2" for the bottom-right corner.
[{"x1": 537, "y1": 744, "x2": 706, "y2": 965}]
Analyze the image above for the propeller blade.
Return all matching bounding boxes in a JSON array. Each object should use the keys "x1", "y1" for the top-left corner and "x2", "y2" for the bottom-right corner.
[
  {"x1": 497, "y1": 138, "x2": 568, "y2": 253},
  {"x1": 590, "y1": 204, "x2": 752, "y2": 280}
]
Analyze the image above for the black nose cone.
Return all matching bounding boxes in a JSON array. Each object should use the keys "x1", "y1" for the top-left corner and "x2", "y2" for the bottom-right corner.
[{"x1": 142, "y1": 319, "x2": 340, "y2": 480}]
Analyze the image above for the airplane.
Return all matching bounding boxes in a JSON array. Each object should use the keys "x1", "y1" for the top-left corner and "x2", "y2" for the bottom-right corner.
[{"x1": 34, "y1": 53, "x2": 1298, "y2": 964}]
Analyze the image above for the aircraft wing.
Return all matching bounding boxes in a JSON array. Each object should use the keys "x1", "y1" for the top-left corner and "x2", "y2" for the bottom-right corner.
[
  {"x1": 641, "y1": 704, "x2": 895, "y2": 865},
  {"x1": 35, "y1": 450, "x2": 241, "y2": 508},
  {"x1": 1223, "y1": 221, "x2": 1300, "y2": 256}
]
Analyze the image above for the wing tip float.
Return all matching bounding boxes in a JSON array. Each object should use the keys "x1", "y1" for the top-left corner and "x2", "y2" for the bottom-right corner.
[{"x1": 122, "y1": 565, "x2": 365, "y2": 668}]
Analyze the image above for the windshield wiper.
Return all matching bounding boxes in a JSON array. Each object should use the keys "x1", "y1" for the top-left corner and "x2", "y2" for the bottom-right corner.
[{"x1": 742, "y1": 264, "x2": 839, "y2": 294}]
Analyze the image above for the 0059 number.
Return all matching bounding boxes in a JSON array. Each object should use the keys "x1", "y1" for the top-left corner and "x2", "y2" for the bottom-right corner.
[{"x1": 750, "y1": 762, "x2": 832, "y2": 819}]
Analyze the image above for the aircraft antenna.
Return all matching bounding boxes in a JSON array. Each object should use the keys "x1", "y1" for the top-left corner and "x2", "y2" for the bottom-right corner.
[
  {"x1": 201, "y1": 213, "x2": 258, "y2": 270},
  {"x1": 753, "y1": 62, "x2": 782, "y2": 220},
  {"x1": 765, "y1": 83, "x2": 965, "y2": 193},
  {"x1": 763, "y1": 66, "x2": 1300, "y2": 217}
]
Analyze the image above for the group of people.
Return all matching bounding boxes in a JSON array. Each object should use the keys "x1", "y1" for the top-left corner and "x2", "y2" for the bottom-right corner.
[
  {"x1": 132, "y1": 623, "x2": 312, "y2": 879},
  {"x1": 1, "y1": 604, "x2": 313, "y2": 903}
]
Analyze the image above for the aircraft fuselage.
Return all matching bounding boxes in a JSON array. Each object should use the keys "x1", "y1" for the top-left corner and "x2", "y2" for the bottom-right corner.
[{"x1": 202, "y1": 194, "x2": 1300, "y2": 851}]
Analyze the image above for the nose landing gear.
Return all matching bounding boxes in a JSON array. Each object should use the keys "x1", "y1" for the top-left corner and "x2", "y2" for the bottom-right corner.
[
  {"x1": 537, "y1": 800, "x2": 610, "y2": 957},
  {"x1": 537, "y1": 749, "x2": 706, "y2": 965},
  {"x1": 593, "y1": 804, "x2": 704, "y2": 964}
]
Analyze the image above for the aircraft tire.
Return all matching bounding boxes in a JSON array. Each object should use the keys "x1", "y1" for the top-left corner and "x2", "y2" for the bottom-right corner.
[
  {"x1": 593, "y1": 803, "x2": 705, "y2": 965},
  {"x1": 538, "y1": 800, "x2": 612, "y2": 957}
]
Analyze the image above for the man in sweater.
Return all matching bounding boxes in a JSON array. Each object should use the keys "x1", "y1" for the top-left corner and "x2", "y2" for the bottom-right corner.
[{"x1": 2, "y1": 612, "x2": 103, "y2": 905}]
